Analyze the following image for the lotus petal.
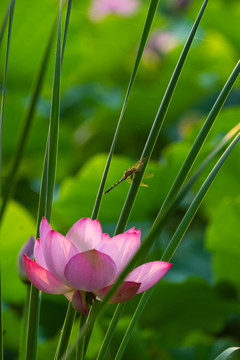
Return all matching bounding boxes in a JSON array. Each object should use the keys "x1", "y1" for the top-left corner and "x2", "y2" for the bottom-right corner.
[
  {"x1": 40, "y1": 217, "x2": 52, "y2": 241},
  {"x1": 99, "y1": 228, "x2": 140, "y2": 276},
  {"x1": 41, "y1": 230, "x2": 78, "y2": 283},
  {"x1": 95, "y1": 281, "x2": 140, "y2": 303},
  {"x1": 66, "y1": 218, "x2": 103, "y2": 252},
  {"x1": 23, "y1": 254, "x2": 70, "y2": 294},
  {"x1": 126, "y1": 261, "x2": 172, "y2": 293},
  {"x1": 64, "y1": 249, "x2": 116, "y2": 291},
  {"x1": 72, "y1": 290, "x2": 89, "y2": 315},
  {"x1": 34, "y1": 238, "x2": 48, "y2": 269}
]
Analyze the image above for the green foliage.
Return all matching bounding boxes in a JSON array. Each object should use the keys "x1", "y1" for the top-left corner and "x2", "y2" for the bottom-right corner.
[
  {"x1": 215, "y1": 347, "x2": 240, "y2": 360},
  {"x1": 1, "y1": 0, "x2": 240, "y2": 358},
  {"x1": 104, "y1": 278, "x2": 240, "y2": 360},
  {"x1": 0, "y1": 200, "x2": 35, "y2": 303},
  {"x1": 206, "y1": 196, "x2": 240, "y2": 291},
  {"x1": 139, "y1": 278, "x2": 240, "y2": 347},
  {"x1": 52, "y1": 149, "x2": 189, "y2": 230},
  {"x1": 1, "y1": 0, "x2": 239, "y2": 181},
  {"x1": 184, "y1": 107, "x2": 240, "y2": 219},
  {"x1": 2, "y1": 306, "x2": 21, "y2": 352}
]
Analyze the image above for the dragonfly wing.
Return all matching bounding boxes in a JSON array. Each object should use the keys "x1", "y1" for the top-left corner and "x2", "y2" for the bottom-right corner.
[
  {"x1": 126, "y1": 171, "x2": 153, "y2": 186},
  {"x1": 143, "y1": 171, "x2": 154, "y2": 179},
  {"x1": 140, "y1": 182, "x2": 149, "y2": 187},
  {"x1": 126, "y1": 177, "x2": 149, "y2": 187},
  {"x1": 126, "y1": 177, "x2": 133, "y2": 185},
  {"x1": 139, "y1": 171, "x2": 154, "y2": 186}
]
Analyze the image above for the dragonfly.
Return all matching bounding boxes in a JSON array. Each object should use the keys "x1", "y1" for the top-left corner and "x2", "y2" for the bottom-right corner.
[{"x1": 104, "y1": 157, "x2": 153, "y2": 194}]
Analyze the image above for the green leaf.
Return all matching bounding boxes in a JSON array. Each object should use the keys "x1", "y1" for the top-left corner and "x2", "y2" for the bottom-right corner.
[
  {"x1": 0, "y1": 266, "x2": 2, "y2": 360},
  {"x1": 2, "y1": 306, "x2": 21, "y2": 352},
  {"x1": 111, "y1": 279, "x2": 240, "y2": 359},
  {"x1": 187, "y1": 107, "x2": 240, "y2": 220},
  {"x1": 135, "y1": 279, "x2": 240, "y2": 347},
  {"x1": 52, "y1": 149, "x2": 189, "y2": 230},
  {"x1": 109, "y1": 316, "x2": 148, "y2": 360},
  {"x1": 215, "y1": 347, "x2": 240, "y2": 360},
  {"x1": 0, "y1": 200, "x2": 35, "y2": 303},
  {"x1": 136, "y1": 279, "x2": 240, "y2": 347},
  {"x1": 206, "y1": 196, "x2": 240, "y2": 292}
]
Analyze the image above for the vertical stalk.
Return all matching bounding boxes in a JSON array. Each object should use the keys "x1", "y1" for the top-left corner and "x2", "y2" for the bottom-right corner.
[
  {"x1": 115, "y1": 0, "x2": 209, "y2": 234},
  {"x1": 25, "y1": 1, "x2": 63, "y2": 359},
  {"x1": 0, "y1": 265, "x2": 3, "y2": 360},
  {"x1": 0, "y1": 0, "x2": 15, "y2": 210},
  {"x1": 54, "y1": 303, "x2": 76, "y2": 360},
  {"x1": 91, "y1": 0, "x2": 161, "y2": 220}
]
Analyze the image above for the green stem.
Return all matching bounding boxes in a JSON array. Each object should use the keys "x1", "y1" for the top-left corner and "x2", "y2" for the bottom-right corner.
[
  {"x1": 25, "y1": 2, "x2": 63, "y2": 359},
  {"x1": 92, "y1": 3, "x2": 211, "y2": 352},
  {"x1": 115, "y1": 0, "x2": 209, "y2": 235},
  {"x1": 45, "y1": 1, "x2": 62, "y2": 221},
  {"x1": 0, "y1": 18, "x2": 57, "y2": 224},
  {"x1": 141, "y1": 60, "x2": 240, "y2": 256},
  {"x1": 61, "y1": 0, "x2": 72, "y2": 66},
  {"x1": 36, "y1": 0, "x2": 72, "y2": 229},
  {"x1": 25, "y1": 286, "x2": 42, "y2": 360},
  {"x1": 162, "y1": 131, "x2": 240, "y2": 261},
  {"x1": 18, "y1": 285, "x2": 30, "y2": 360},
  {"x1": 96, "y1": 304, "x2": 126, "y2": 360},
  {"x1": 54, "y1": 303, "x2": 76, "y2": 360},
  {"x1": 97, "y1": 34, "x2": 240, "y2": 360},
  {"x1": 64, "y1": 120, "x2": 240, "y2": 360},
  {"x1": 52, "y1": 1, "x2": 81, "y2": 358},
  {"x1": 91, "y1": 0, "x2": 160, "y2": 220},
  {"x1": 0, "y1": 0, "x2": 14, "y2": 46},
  {"x1": 113, "y1": 131, "x2": 240, "y2": 360},
  {"x1": 96, "y1": 125, "x2": 240, "y2": 360},
  {"x1": 111, "y1": 59, "x2": 240, "y2": 359},
  {"x1": 0, "y1": 265, "x2": 3, "y2": 360},
  {"x1": 159, "y1": 61, "x2": 240, "y2": 216},
  {"x1": 83, "y1": 3, "x2": 161, "y2": 358},
  {"x1": 87, "y1": 1, "x2": 162, "y2": 356},
  {"x1": 75, "y1": 315, "x2": 87, "y2": 360},
  {"x1": 81, "y1": 302, "x2": 97, "y2": 358},
  {"x1": 0, "y1": 0, "x2": 15, "y2": 209}
]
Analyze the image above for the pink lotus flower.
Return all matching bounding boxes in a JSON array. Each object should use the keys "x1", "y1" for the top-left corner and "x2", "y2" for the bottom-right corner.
[
  {"x1": 144, "y1": 31, "x2": 178, "y2": 64},
  {"x1": 23, "y1": 217, "x2": 172, "y2": 315},
  {"x1": 89, "y1": 0, "x2": 139, "y2": 21}
]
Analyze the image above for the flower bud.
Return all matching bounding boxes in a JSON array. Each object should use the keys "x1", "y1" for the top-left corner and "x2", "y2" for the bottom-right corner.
[{"x1": 17, "y1": 236, "x2": 35, "y2": 283}]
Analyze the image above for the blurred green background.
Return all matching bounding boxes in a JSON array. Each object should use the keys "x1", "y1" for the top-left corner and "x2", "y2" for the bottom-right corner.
[{"x1": 1, "y1": 0, "x2": 240, "y2": 359}]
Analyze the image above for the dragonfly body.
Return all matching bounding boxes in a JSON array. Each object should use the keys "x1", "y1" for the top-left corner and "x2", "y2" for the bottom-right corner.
[{"x1": 104, "y1": 158, "x2": 153, "y2": 194}]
